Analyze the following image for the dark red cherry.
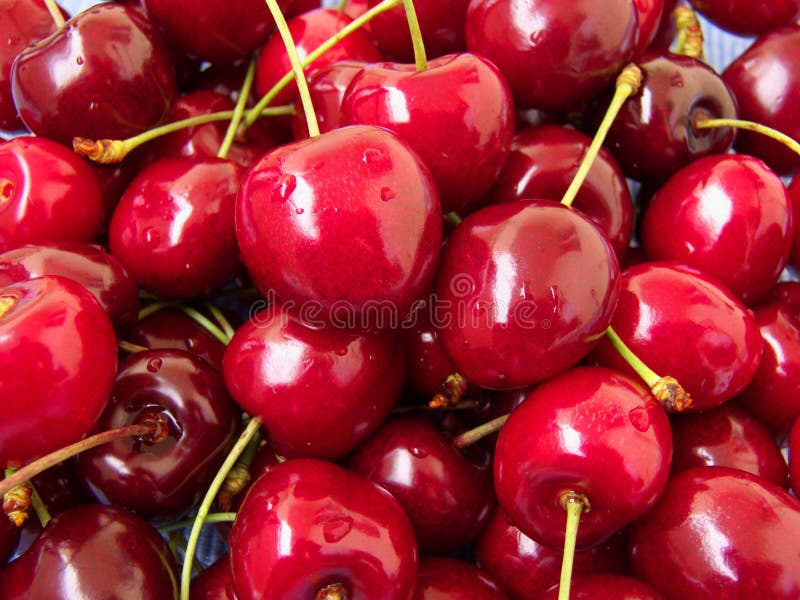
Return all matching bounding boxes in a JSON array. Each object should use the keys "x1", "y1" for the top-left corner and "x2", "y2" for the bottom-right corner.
[
  {"x1": 0, "y1": 515, "x2": 20, "y2": 565},
  {"x1": 633, "y1": 0, "x2": 665, "y2": 55},
  {"x1": 76, "y1": 349, "x2": 239, "y2": 518},
  {"x1": 190, "y1": 553, "x2": 238, "y2": 600},
  {"x1": 722, "y1": 25, "x2": 800, "y2": 176},
  {"x1": 670, "y1": 403, "x2": 789, "y2": 488},
  {"x1": 591, "y1": 262, "x2": 762, "y2": 411},
  {"x1": 341, "y1": 52, "x2": 514, "y2": 215},
  {"x1": 540, "y1": 574, "x2": 666, "y2": 599},
  {"x1": 413, "y1": 557, "x2": 508, "y2": 600},
  {"x1": 0, "y1": 504, "x2": 178, "y2": 599},
  {"x1": 11, "y1": 3, "x2": 177, "y2": 147},
  {"x1": 0, "y1": 137, "x2": 104, "y2": 253},
  {"x1": 0, "y1": 242, "x2": 138, "y2": 331},
  {"x1": 790, "y1": 417, "x2": 800, "y2": 493},
  {"x1": 229, "y1": 458, "x2": 418, "y2": 600},
  {"x1": 629, "y1": 466, "x2": 800, "y2": 599},
  {"x1": 235, "y1": 125, "x2": 442, "y2": 328},
  {"x1": 433, "y1": 200, "x2": 620, "y2": 390},
  {"x1": 349, "y1": 415, "x2": 493, "y2": 555},
  {"x1": 640, "y1": 153, "x2": 793, "y2": 305},
  {"x1": 223, "y1": 305, "x2": 405, "y2": 460},
  {"x1": 487, "y1": 124, "x2": 633, "y2": 258},
  {"x1": 689, "y1": 0, "x2": 800, "y2": 37},
  {"x1": 465, "y1": 0, "x2": 637, "y2": 111},
  {"x1": 494, "y1": 366, "x2": 672, "y2": 548},
  {"x1": 109, "y1": 157, "x2": 243, "y2": 299},
  {"x1": 648, "y1": 0, "x2": 679, "y2": 53},
  {"x1": 790, "y1": 175, "x2": 800, "y2": 268},
  {"x1": 0, "y1": 276, "x2": 117, "y2": 468}
]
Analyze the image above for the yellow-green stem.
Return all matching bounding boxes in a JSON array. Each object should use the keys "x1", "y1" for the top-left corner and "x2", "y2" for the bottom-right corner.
[
  {"x1": 694, "y1": 117, "x2": 800, "y2": 158},
  {"x1": 118, "y1": 340, "x2": 149, "y2": 354},
  {"x1": 402, "y1": 0, "x2": 427, "y2": 71},
  {"x1": 29, "y1": 484, "x2": 51, "y2": 528},
  {"x1": 452, "y1": 414, "x2": 509, "y2": 449},
  {"x1": 176, "y1": 306, "x2": 231, "y2": 345},
  {"x1": 218, "y1": 56, "x2": 258, "y2": 159},
  {"x1": 205, "y1": 302, "x2": 236, "y2": 341},
  {"x1": 336, "y1": 0, "x2": 348, "y2": 11},
  {"x1": 139, "y1": 301, "x2": 171, "y2": 321},
  {"x1": 558, "y1": 493, "x2": 588, "y2": 600},
  {"x1": 158, "y1": 512, "x2": 237, "y2": 534},
  {"x1": 674, "y1": 5, "x2": 705, "y2": 59},
  {"x1": 604, "y1": 326, "x2": 658, "y2": 387},
  {"x1": 43, "y1": 0, "x2": 65, "y2": 28}
]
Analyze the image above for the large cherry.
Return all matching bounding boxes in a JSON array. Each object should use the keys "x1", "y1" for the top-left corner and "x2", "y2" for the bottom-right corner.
[
  {"x1": 412, "y1": 557, "x2": 508, "y2": 600},
  {"x1": 689, "y1": 0, "x2": 800, "y2": 37},
  {"x1": 540, "y1": 574, "x2": 666, "y2": 599},
  {"x1": 629, "y1": 466, "x2": 800, "y2": 598},
  {"x1": 494, "y1": 366, "x2": 673, "y2": 548},
  {"x1": 433, "y1": 200, "x2": 620, "y2": 390},
  {"x1": 228, "y1": 458, "x2": 418, "y2": 600},
  {"x1": 0, "y1": 275, "x2": 117, "y2": 468}
]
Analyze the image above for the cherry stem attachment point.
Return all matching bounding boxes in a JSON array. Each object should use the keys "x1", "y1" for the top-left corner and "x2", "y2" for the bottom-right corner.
[
  {"x1": 558, "y1": 492, "x2": 591, "y2": 600},
  {"x1": 560, "y1": 64, "x2": 642, "y2": 208},
  {"x1": 429, "y1": 372, "x2": 469, "y2": 408},
  {"x1": 451, "y1": 413, "x2": 509, "y2": 449},
  {"x1": 674, "y1": 5, "x2": 705, "y2": 59},
  {"x1": 694, "y1": 117, "x2": 800, "y2": 158},
  {"x1": 43, "y1": 0, "x2": 65, "y2": 28},
  {"x1": 218, "y1": 55, "x2": 257, "y2": 160},
  {"x1": 316, "y1": 582, "x2": 349, "y2": 600},
  {"x1": 402, "y1": 0, "x2": 427, "y2": 71}
]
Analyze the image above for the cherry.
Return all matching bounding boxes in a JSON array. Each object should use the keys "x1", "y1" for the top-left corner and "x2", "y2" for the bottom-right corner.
[
  {"x1": 341, "y1": 52, "x2": 514, "y2": 215},
  {"x1": 590, "y1": 262, "x2": 762, "y2": 412},
  {"x1": 494, "y1": 366, "x2": 672, "y2": 548},
  {"x1": 228, "y1": 458, "x2": 418, "y2": 600},
  {"x1": 689, "y1": 0, "x2": 800, "y2": 37},
  {"x1": 433, "y1": 200, "x2": 620, "y2": 390},
  {"x1": 670, "y1": 403, "x2": 789, "y2": 488},
  {"x1": 412, "y1": 557, "x2": 508, "y2": 600},
  {"x1": 109, "y1": 156, "x2": 244, "y2": 299},
  {"x1": 11, "y1": 3, "x2": 178, "y2": 147},
  {"x1": 633, "y1": 0, "x2": 666, "y2": 55},
  {"x1": 235, "y1": 124, "x2": 442, "y2": 328},
  {"x1": 0, "y1": 136, "x2": 105, "y2": 253},
  {"x1": 0, "y1": 514, "x2": 20, "y2": 565},
  {"x1": 790, "y1": 417, "x2": 800, "y2": 494},
  {"x1": 190, "y1": 553, "x2": 238, "y2": 600},
  {"x1": 540, "y1": 574, "x2": 667, "y2": 599},
  {"x1": 348, "y1": 414, "x2": 493, "y2": 555},
  {"x1": 790, "y1": 175, "x2": 800, "y2": 268},
  {"x1": 648, "y1": 0, "x2": 680, "y2": 53},
  {"x1": 0, "y1": 275, "x2": 117, "y2": 468},
  {"x1": 640, "y1": 153, "x2": 793, "y2": 305},
  {"x1": 223, "y1": 305, "x2": 405, "y2": 460},
  {"x1": 629, "y1": 466, "x2": 800, "y2": 598},
  {"x1": 0, "y1": 504, "x2": 179, "y2": 599},
  {"x1": 465, "y1": 0, "x2": 637, "y2": 111}
]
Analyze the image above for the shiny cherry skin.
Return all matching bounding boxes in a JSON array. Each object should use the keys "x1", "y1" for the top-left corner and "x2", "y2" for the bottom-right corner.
[
  {"x1": 349, "y1": 415, "x2": 493, "y2": 555},
  {"x1": 591, "y1": 262, "x2": 762, "y2": 411},
  {"x1": 475, "y1": 507, "x2": 628, "y2": 600},
  {"x1": 0, "y1": 276, "x2": 117, "y2": 468},
  {"x1": 110, "y1": 157, "x2": 243, "y2": 299},
  {"x1": 670, "y1": 403, "x2": 789, "y2": 488},
  {"x1": 77, "y1": 349, "x2": 239, "y2": 518},
  {"x1": 689, "y1": 0, "x2": 800, "y2": 37},
  {"x1": 790, "y1": 417, "x2": 800, "y2": 493},
  {"x1": 341, "y1": 52, "x2": 514, "y2": 215},
  {"x1": 223, "y1": 305, "x2": 405, "y2": 460},
  {"x1": 790, "y1": 175, "x2": 800, "y2": 268},
  {"x1": 191, "y1": 553, "x2": 238, "y2": 600},
  {"x1": 541, "y1": 574, "x2": 666, "y2": 600},
  {"x1": 591, "y1": 52, "x2": 737, "y2": 182},
  {"x1": 465, "y1": 0, "x2": 637, "y2": 111},
  {"x1": 0, "y1": 242, "x2": 138, "y2": 331},
  {"x1": 0, "y1": 504, "x2": 178, "y2": 600},
  {"x1": 236, "y1": 125, "x2": 442, "y2": 328},
  {"x1": 11, "y1": 3, "x2": 177, "y2": 147},
  {"x1": 633, "y1": 0, "x2": 665, "y2": 55},
  {"x1": 737, "y1": 282, "x2": 800, "y2": 437},
  {"x1": 413, "y1": 557, "x2": 508, "y2": 600},
  {"x1": 641, "y1": 153, "x2": 793, "y2": 305},
  {"x1": 629, "y1": 466, "x2": 800, "y2": 599},
  {"x1": 229, "y1": 458, "x2": 418, "y2": 600},
  {"x1": 722, "y1": 25, "x2": 800, "y2": 176},
  {"x1": 255, "y1": 8, "x2": 381, "y2": 108},
  {"x1": 487, "y1": 124, "x2": 633, "y2": 257},
  {"x1": 433, "y1": 200, "x2": 620, "y2": 390},
  {"x1": 494, "y1": 366, "x2": 672, "y2": 548},
  {"x1": 0, "y1": 137, "x2": 104, "y2": 253},
  {"x1": 648, "y1": 0, "x2": 679, "y2": 53}
]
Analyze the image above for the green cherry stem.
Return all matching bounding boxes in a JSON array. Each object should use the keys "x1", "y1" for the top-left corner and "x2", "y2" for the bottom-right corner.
[
  {"x1": 336, "y1": 0, "x2": 349, "y2": 11},
  {"x1": 451, "y1": 414, "x2": 509, "y2": 450},
  {"x1": 402, "y1": 0, "x2": 427, "y2": 71},
  {"x1": 218, "y1": 55, "x2": 258, "y2": 159},
  {"x1": 558, "y1": 492, "x2": 591, "y2": 600},
  {"x1": 693, "y1": 117, "x2": 800, "y2": 158},
  {"x1": 176, "y1": 305, "x2": 231, "y2": 345},
  {"x1": 29, "y1": 483, "x2": 51, "y2": 528},
  {"x1": 43, "y1": 0, "x2": 65, "y2": 28},
  {"x1": 158, "y1": 512, "x2": 237, "y2": 534},
  {"x1": 138, "y1": 301, "x2": 171, "y2": 321},
  {"x1": 205, "y1": 302, "x2": 237, "y2": 341}
]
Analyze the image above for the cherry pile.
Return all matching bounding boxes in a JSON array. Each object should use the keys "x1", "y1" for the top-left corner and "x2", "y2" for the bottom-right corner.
[{"x1": 1, "y1": 0, "x2": 800, "y2": 598}]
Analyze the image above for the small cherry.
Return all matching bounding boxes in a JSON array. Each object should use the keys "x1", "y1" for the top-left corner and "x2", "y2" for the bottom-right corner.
[
  {"x1": 412, "y1": 557, "x2": 508, "y2": 600},
  {"x1": 688, "y1": 0, "x2": 800, "y2": 37}
]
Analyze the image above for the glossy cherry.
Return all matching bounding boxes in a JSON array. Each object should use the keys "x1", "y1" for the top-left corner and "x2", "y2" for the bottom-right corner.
[
  {"x1": 689, "y1": 0, "x2": 800, "y2": 37},
  {"x1": 0, "y1": 275, "x2": 117, "y2": 468},
  {"x1": 433, "y1": 200, "x2": 620, "y2": 390},
  {"x1": 341, "y1": 52, "x2": 514, "y2": 215},
  {"x1": 190, "y1": 553, "x2": 238, "y2": 600},
  {"x1": 790, "y1": 417, "x2": 800, "y2": 493},
  {"x1": 228, "y1": 458, "x2": 418, "y2": 600},
  {"x1": 540, "y1": 574, "x2": 666, "y2": 599},
  {"x1": 633, "y1": 0, "x2": 665, "y2": 55},
  {"x1": 790, "y1": 175, "x2": 800, "y2": 268},
  {"x1": 494, "y1": 366, "x2": 673, "y2": 548},
  {"x1": 412, "y1": 557, "x2": 508, "y2": 600},
  {"x1": 629, "y1": 466, "x2": 800, "y2": 598}
]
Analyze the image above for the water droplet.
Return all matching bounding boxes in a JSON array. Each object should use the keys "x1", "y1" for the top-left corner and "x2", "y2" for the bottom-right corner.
[
  {"x1": 322, "y1": 514, "x2": 353, "y2": 543},
  {"x1": 628, "y1": 406, "x2": 651, "y2": 432},
  {"x1": 142, "y1": 228, "x2": 160, "y2": 248},
  {"x1": 380, "y1": 187, "x2": 395, "y2": 202},
  {"x1": 76, "y1": 56, "x2": 84, "y2": 65},
  {"x1": 295, "y1": 207, "x2": 304, "y2": 214},
  {"x1": 361, "y1": 148, "x2": 381, "y2": 165},
  {"x1": 334, "y1": 347, "x2": 347, "y2": 356},
  {"x1": 146, "y1": 358, "x2": 162, "y2": 372},
  {"x1": 185, "y1": 337, "x2": 197, "y2": 350},
  {"x1": 409, "y1": 447, "x2": 428, "y2": 458},
  {"x1": 272, "y1": 173, "x2": 296, "y2": 203}
]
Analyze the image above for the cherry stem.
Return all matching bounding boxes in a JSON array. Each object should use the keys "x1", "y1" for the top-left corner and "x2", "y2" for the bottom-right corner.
[
  {"x1": 217, "y1": 427, "x2": 262, "y2": 512},
  {"x1": 29, "y1": 483, "x2": 51, "y2": 528},
  {"x1": 443, "y1": 211, "x2": 463, "y2": 227},
  {"x1": 118, "y1": 340, "x2": 149, "y2": 354},
  {"x1": 0, "y1": 422, "x2": 163, "y2": 499},
  {"x1": 2, "y1": 469, "x2": 30, "y2": 527},
  {"x1": 560, "y1": 64, "x2": 642, "y2": 208},
  {"x1": 43, "y1": 0, "x2": 65, "y2": 28},
  {"x1": 157, "y1": 512, "x2": 237, "y2": 534},
  {"x1": 694, "y1": 117, "x2": 800, "y2": 158},
  {"x1": 558, "y1": 492, "x2": 590, "y2": 600},
  {"x1": 451, "y1": 414, "x2": 510, "y2": 449},
  {"x1": 604, "y1": 326, "x2": 692, "y2": 412},
  {"x1": 674, "y1": 5, "x2": 705, "y2": 59},
  {"x1": 139, "y1": 301, "x2": 170, "y2": 320},
  {"x1": 0, "y1": 296, "x2": 15, "y2": 319},
  {"x1": 218, "y1": 55, "x2": 257, "y2": 160},
  {"x1": 242, "y1": 0, "x2": 403, "y2": 131},
  {"x1": 205, "y1": 302, "x2": 236, "y2": 341},
  {"x1": 402, "y1": 0, "x2": 427, "y2": 71},
  {"x1": 176, "y1": 305, "x2": 231, "y2": 345},
  {"x1": 180, "y1": 417, "x2": 262, "y2": 600},
  {"x1": 392, "y1": 399, "x2": 482, "y2": 414},
  {"x1": 336, "y1": 0, "x2": 348, "y2": 11},
  {"x1": 429, "y1": 372, "x2": 469, "y2": 408}
]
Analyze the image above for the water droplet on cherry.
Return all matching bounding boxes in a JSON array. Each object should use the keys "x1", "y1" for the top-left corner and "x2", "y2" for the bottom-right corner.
[
  {"x1": 146, "y1": 358, "x2": 162, "y2": 372},
  {"x1": 76, "y1": 56, "x2": 84, "y2": 65},
  {"x1": 380, "y1": 187, "x2": 396, "y2": 202},
  {"x1": 321, "y1": 514, "x2": 354, "y2": 543},
  {"x1": 628, "y1": 406, "x2": 651, "y2": 432},
  {"x1": 142, "y1": 228, "x2": 160, "y2": 248},
  {"x1": 272, "y1": 174, "x2": 297, "y2": 203},
  {"x1": 409, "y1": 447, "x2": 428, "y2": 458}
]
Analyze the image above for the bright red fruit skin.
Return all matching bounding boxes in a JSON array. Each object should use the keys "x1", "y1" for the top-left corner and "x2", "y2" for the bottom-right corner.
[
  {"x1": 494, "y1": 366, "x2": 673, "y2": 548},
  {"x1": 235, "y1": 125, "x2": 442, "y2": 328},
  {"x1": 591, "y1": 262, "x2": 762, "y2": 411},
  {"x1": 412, "y1": 557, "x2": 508, "y2": 600},
  {"x1": 790, "y1": 175, "x2": 800, "y2": 268},
  {"x1": 689, "y1": 0, "x2": 800, "y2": 37},
  {"x1": 229, "y1": 458, "x2": 418, "y2": 600},
  {"x1": 0, "y1": 276, "x2": 117, "y2": 468},
  {"x1": 434, "y1": 200, "x2": 620, "y2": 390},
  {"x1": 465, "y1": 0, "x2": 637, "y2": 111},
  {"x1": 191, "y1": 554, "x2": 238, "y2": 600},
  {"x1": 11, "y1": 3, "x2": 177, "y2": 146},
  {"x1": 629, "y1": 466, "x2": 800, "y2": 599},
  {"x1": 641, "y1": 153, "x2": 793, "y2": 305},
  {"x1": 223, "y1": 306, "x2": 405, "y2": 460},
  {"x1": 790, "y1": 417, "x2": 800, "y2": 494},
  {"x1": 401, "y1": 297, "x2": 458, "y2": 398},
  {"x1": 541, "y1": 574, "x2": 666, "y2": 599},
  {"x1": 0, "y1": 137, "x2": 104, "y2": 253},
  {"x1": 341, "y1": 52, "x2": 514, "y2": 215}
]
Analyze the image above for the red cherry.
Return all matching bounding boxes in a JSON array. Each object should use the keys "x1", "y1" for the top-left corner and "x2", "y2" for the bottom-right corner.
[
  {"x1": 190, "y1": 553, "x2": 238, "y2": 600},
  {"x1": 790, "y1": 417, "x2": 800, "y2": 494},
  {"x1": 0, "y1": 513, "x2": 20, "y2": 565},
  {"x1": 412, "y1": 557, "x2": 508, "y2": 600},
  {"x1": 789, "y1": 175, "x2": 800, "y2": 268},
  {"x1": 633, "y1": 0, "x2": 666, "y2": 55},
  {"x1": 540, "y1": 574, "x2": 667, "y2": 599},
  {"x1": 689, "y1": 0, "x2": 800, "y2": 37}
]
